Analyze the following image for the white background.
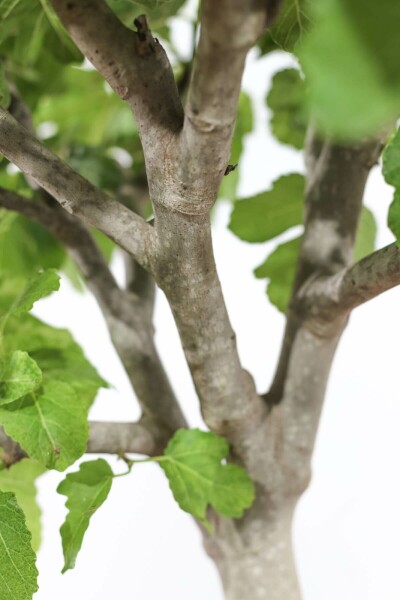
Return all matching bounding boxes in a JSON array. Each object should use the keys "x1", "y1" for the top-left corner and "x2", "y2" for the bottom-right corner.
[{"x1": 30, "y1": 6, "x2": 400, "y2": 599}]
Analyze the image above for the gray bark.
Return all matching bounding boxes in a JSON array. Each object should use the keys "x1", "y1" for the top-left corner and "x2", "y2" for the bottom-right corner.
[
  {"x1": 0, "y1": 2, "x2": 398, "y2": 598},
  {"x1": 207, "y1": 499, "x2": 300, "y2": 600}
]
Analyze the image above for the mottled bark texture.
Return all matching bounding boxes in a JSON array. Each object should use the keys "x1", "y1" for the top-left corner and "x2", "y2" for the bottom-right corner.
[{"x1": 0, "y1": 1, "x2": 398, "y2": 598}]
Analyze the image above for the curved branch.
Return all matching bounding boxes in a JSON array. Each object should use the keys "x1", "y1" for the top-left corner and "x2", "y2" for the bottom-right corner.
[
  {"x1": 299, "y1": 243, "x2": 400, "y2": 317},
  {"x1": 0, "y1": 108, "x2": 153, "y2": 270},
  {"x1": 338, "y1": 243, "x2": 400, "y2": 309}
]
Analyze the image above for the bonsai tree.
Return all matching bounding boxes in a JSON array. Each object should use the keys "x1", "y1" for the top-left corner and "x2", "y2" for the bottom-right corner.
[{"x1": 0, "y1": 0, "x2": 399, "y2": 598}]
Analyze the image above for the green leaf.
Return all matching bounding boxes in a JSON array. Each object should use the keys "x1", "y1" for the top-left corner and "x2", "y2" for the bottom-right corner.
[
  {"x1": 2, "y1": 269, "x2": 60, "y2": 321},
  {"x1": 0, "y1": 214, "x2": 66, "y2": 279},
  {"x1": 0, "y1": 277, "x2": 106, "y2": 471},
  {"x1": 34, "y1": 66, "x2": 136, "y2": 149},
  {"x1": 0, "y1": 63, "x2": 11, "y2": 109},
  {"x1": 388, "y1": 190, "x2": 400, "y2": 244},
  {"x1": 4, "y1": 314, "x2": 107, "y2": 410},
  {"x1": 158, "y1": 429, "x2": 255, "y2": 525},
  {"x1": 0, "y1": 491, "x2": 38, "y2": 600},
  {"x1": 254, "y1": 236, "x2": 301, "y2": 313},
  {"x1": 68, "y1": 145, "x2": 122, "y2": 191},
  {"x1": 269, "y1": 0, "x2": 313, "y2": 52},
  {"x1": 92, "y1": 229, "x2": 115, "y2": 264},
  {"x1": 57, "y1": 459, "x2": 114, "y2": 573},
  {"x1": 266, "y1": 69, "x2": 308, "y2": 150},
  {"x1": 0, "y1": 379, "x2": 88, "y2": 471},
  {"x1": 0, "y1": 459, "x2": 45, "y2": 552},
  {"x1": 0, "y1": 0, "x2": 25, "y2": 21},
  {"x1": 353, "y1": 207, "x2": 377, "y2": 261},
  {"x1": 229, "y1": 174, "x2": 305, "y2": 242},
  {"x1": 301, "y1": 0, "x2": 400, "y2": 139},
  {"x1": 382, "y1": 127, "x2": 400, "y2": 242},
  {"x1": 108, "y1": 0, "x2": 186, "y2": 27},
  {"x1": 382, "y1": 128, "x2": 400, "y2": 188},
  {"x1": 0, "y1": 351, "x2": 42, "y2": 405},
  {"x1": 257, "y1": 31, "x2": 279, "y2": 56},
  {"x1": 38, "y1": 0, "x2": 83, "y2": 65}
]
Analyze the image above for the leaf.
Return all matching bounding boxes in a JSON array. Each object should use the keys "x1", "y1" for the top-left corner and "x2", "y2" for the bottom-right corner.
[
  {"x1": 68, "y1": 145, "x2": 122, "y2": 191},
  {"x1": 266, "y1": 68, "x2": 308, "y2": 150},
  {"x1": 382, "y1": 127, "x2": 400, "y2": 242},
  {"x1": 2, "y1": 269, "x2": 60, "y2": 321},
  {"x1": 382, "y1": 128, "x2": 400, "y2": 189},
  {"x1": 0, "y1": 379, "x2": 88, "y2": 471},
  {"x1": 0, "y1": 459, "x2": 45, "y2": 552},
  {"x1": 158, "y1": 429, "x2": 255, "y2": 525},
  {"x1": 0, "y1": 215, "x2": 66, "y2": 278},
  {"x1": 108, "y1": 0, "x2": 186, "y2": 26},
  {"x1": 0, "y1": 351, "x2": 42, "y2": 405},
  {"x1": 0, "y1": 491, "x2": 38, "y2": 600},
  {"x1": 353, "y1": 207, "x2": 377, "y2": 261},
  {"x1": 57, "y1": 459, "x2": 114, "y2": 573},
  {"x1": 0, "y1": 0, "x2": 24, "y2": 21},
  {"x1": 92, "y1": 229, "x2": 115, "y2": 264},
  {"x1": 229, "y1": 174, "x2": 305, "y2": 243},
  {"x1": 269, "y1": 0, "x2": 313, "y2": 52},
  {"x1": 0, "y1": 279, "x2": 106, "y2": 470},
  {"x1": 301, "y1": 0, "x2": 400, "y2": 139},
  {"x1": 0, "y1": 63, "x2": 10, "y2": 109},
  {"x1": 4, "y1": 314, "x2": 107, "y2": 410},
  {"x1": 38, "y1": 0, "x2": 82, "y2": 65},
  {"x1": 0, "y1": 215, "x2": 45, "y2": 278},
  {"x1": 257, "y1": 31, "x2": 280, "y2": 56},
  {"x1": 388, "y1": 190, "x2": 400, "y2": 244},
  {"x1": 254, "y1": 236, "x2": 301, "y2": 313},
  {"x1": 34, "y1": 66, "x2": 136, "y2": 148}
]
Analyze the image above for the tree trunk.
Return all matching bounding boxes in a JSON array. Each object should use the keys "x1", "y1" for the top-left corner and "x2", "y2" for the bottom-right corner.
[
  {"x1": 205, "y1": 499, "x2": 300, "y2": 600},
  {"x1": 202, "y1": 314, "x2": 348, "y2": 600}
]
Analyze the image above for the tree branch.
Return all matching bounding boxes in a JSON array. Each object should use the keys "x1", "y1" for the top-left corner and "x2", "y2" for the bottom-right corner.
[
  {"x1": 179, "y1": 0, "x2": 271, "y2": 212},
  {"x1": 49, "y1": 0, "x2": 183, "y2": 148},
  {"x1": 0, "y1": 421, "x2": 159, "y2": 467},
  {"x1": 254, "y1": 136, "x2": 387, "y2": 499},
  {"x1": 152, "y1": 207, "x2": 266, "y2": 458},
  {"x1": 267, "y1": 138, "x2": 384, "y2": 405},
  {"x1": 87, "y1": 421, "x2": 159, "y2": 455},
  {"x1": 0, "y1": 187, "x2": 187, "y2": 437},
  {"x1": 0, "y1": 108, "x2": 153, "y2": 270},
  {"x1": 298, "y1": 243, "x2": 400, "y2": 317}
]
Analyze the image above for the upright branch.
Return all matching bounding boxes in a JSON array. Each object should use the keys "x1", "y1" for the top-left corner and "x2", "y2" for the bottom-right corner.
[
  {"x1": 267, "y1": 136, "x2": 384, "y2": 406},
  {"x1": 266, "y1": 134, "x2": 384, "y2": 483},
  {"x1": 179, "y1": 0, "x2": 273, "y2": 213},
  {"x1": 145, "y1": 2, "x2": 279, "y2": 451}
]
